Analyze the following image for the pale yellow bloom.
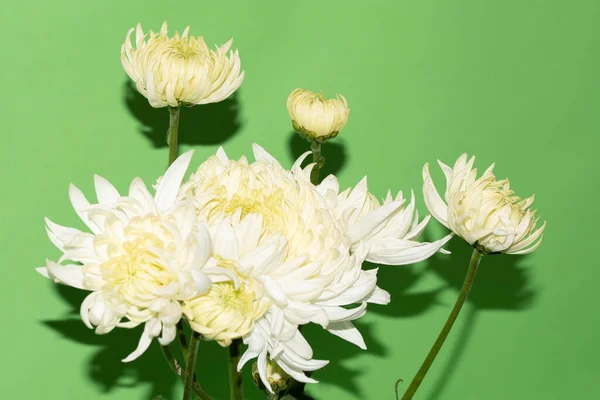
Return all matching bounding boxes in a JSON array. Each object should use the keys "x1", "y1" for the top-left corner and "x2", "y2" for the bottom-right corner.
[
  {"x1": 287, "y1": 88, "x2": 350, "y2": 141},
  {"x1": 121, "y1": 22, "x2": 244, "y2": 108},
  {"x1": 183, "y1": 261, "x2": 270, "y2": 346},
  {"x1": 423, "y1": 153, "x2": 546, "y2": 255}
]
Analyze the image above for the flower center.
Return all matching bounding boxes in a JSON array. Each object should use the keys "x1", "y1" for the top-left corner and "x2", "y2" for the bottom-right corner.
[
  {"x1": 98, "y1": 218, "x2": 175, "y2": 308},
  {"x1": 217, "y1": 188, "x2": 287, "y2": 234}
]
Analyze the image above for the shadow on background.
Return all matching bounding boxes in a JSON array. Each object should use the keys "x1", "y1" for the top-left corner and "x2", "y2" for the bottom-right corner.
[
  {"x1": 42, "y1": 284, "x2": 234, "y2": 400},
  {"x1": 288, "y1": 132, "x2": 347, "y2": 177},
  {"x1": 124, "y1": 80, "x2": 242, "y2": 147},
  {"x1": 422, "y1": 238, "x2": 536, "y2": 400}
]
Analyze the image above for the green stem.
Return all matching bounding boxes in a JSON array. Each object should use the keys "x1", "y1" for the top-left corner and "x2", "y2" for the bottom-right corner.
[
  {"x1": 310, "y1": 141, "x2": 322, "y2": 185},
  {"x1": 182, "y1": 332, "x2": 202, "y2": 400},
  {"x1": 159, "y1": 345, "x2": 212, "y2": 400},
  {"x1": 400, "y1": 249, "x2": 482, "y2": 400},
  {"x1": 227, "y1": 339, "x2": 244, "y2": 400},
  {"x1": 168, "y1": 106, "x2": 181, "y2": 165},
  {"x1": 177, "y1": 321, "x2": 190, "y2": 363}
]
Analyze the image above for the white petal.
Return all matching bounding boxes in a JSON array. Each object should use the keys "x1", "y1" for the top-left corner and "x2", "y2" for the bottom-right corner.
[
  {"x1": 94, "y1": 175, "x2": 120, "y2": 205},
  {"x1": 422, "y1": 163, "x2": 449, "y2": 228},
  {"x1": 216, "y1": 147, "x2": 229, "y2": 164},
  {"x1": 326, "y1": 321, "x2": 366, "y2": 349},
  {"x1": 365, "y1": 286, "x2": 390, "y2": 305},
  {"x1": 365, "y1": 233, "x2": 453, "y2": 265},
  {"x1": 154, "y1": 150, "x2": 194, "y2": 211},
  {"x1": 252, "y1": 143, "x2": 280, "y2": 166},
  {"x1": 122, "y1": 325, "x2": 154, "y2": 362},
  {"x1": 291, "y1": 151, "x2": 312, "y2": 174},
  {"x1": 213, "y1": 223, "x2": 240, "y2": 260},
  {"x1": 46, "y1": 260, "x2": 86, "y2": 290},
  {"x1": 69, "y1": 184, "x2": 100, "y2": 233},
  {"x1": 349, "y1": 201, "x2": 402, "y2": 243},
  {"x1": 192, "y1": 223, "x2": 213, "y2": 267}
]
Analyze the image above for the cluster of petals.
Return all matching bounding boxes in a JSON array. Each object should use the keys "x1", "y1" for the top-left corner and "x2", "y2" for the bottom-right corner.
[
  {"x1": 39, "y1": 145, "x2": 450, "y2": 392},
  {"x1": 37, "y1": 152, "x2": 219, "y2": 361},
  {"x1": 423, "y1": 153, "x2": 545, "y2": 254},
  {"x1": 121, "y1": 22, "x2": 244, "y2": 108}
]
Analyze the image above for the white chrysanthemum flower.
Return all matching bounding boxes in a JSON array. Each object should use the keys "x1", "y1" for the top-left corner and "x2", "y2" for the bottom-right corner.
[
  {"x1": 317, "y1": 176, "x2": 453, "y2": 265},
  {"x1": 121, "y1": 22, "x2": 244, "y2": 108},
  {"x1": 423, "y1": 153, "x2": 546, "y2": 255},
  {"x1": 177, "y1": 144, "x2": 446, "y2": 392},
  {"x1": 287, "y1": 88, "x2": 350, "y2": 141},
  {"x1": 37, "y1": 151, "x2": 217, "y2": 361}
]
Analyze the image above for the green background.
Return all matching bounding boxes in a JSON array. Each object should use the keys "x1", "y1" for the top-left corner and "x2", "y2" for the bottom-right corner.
[{"x1": 1, "y1": 0, "x2": 598, "y2": 398}]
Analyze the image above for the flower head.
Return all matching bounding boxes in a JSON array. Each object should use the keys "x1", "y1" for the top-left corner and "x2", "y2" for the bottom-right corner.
[
  {"x1": 121, "y1": 22, "x2": 244, "y2": 108},
  {"x1": 176, "y1": 144, "x2": 447, "y2": 392},
  {"x1": 423, "y1": 153, "x2": 546, "y2": 255},
  {"x1": 287, "y1": 88, "x2": 350, "y2": 141},
  {"x1": 37, "y1": 151, "x2": 216, "y2": 361}
]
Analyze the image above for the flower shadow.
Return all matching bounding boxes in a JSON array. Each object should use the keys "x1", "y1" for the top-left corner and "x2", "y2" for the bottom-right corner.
[
  {"x1": 422, "y1": 237, "x2": 537, "y2": 400},
  {"x1": 288, "y1": 132, "x2": 347, "y2": 177},
  {"x1": 124, "y1": 80, "x2": 242, "y2": 148},
  {"x1": 42, "y1": 284, "x2": 233, "y2": 400}
]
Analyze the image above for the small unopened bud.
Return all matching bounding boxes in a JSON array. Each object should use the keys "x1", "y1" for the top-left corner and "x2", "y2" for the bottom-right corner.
[
  {"x1": 252, "y1": 359, "x2": 293, "y2": 394},
  {"x1": 287, "y1": 88, "x2": 350, "y2": 142}
]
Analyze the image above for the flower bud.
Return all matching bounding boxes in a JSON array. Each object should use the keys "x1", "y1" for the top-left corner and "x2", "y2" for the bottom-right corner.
[
  {"x1": 423, "y1": 154, "x2": 546, "y2": 255},
  {"x1": 252, "y1": 359, "x2": 292, "y2": 394},
  {"x1": 287, "y1": 88, "x2": 350, "y2": 142}
]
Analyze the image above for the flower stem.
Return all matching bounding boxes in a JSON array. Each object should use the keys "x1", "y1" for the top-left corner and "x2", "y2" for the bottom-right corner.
[
  {"x1": 177, "y1": 321, "x2": 190, "y2": 363},
  {"x1": 168, "y1": 106, "x2": 181, "y2": 165},
  {"x1": 310, "y1": 141, "x2": 322, "y2": 185},
  {"x1": 182, "y1": 332, "x2": 202, "y2": 400},
  {"x1": 160, "y1": 344, "x2": 212, "y2": 400},
  {"x1": 227, "y1": 339, "x2": 244, "y2": 400},
  {"x1": 400, "y1": 249, "x2": 482, "y2": 400}
]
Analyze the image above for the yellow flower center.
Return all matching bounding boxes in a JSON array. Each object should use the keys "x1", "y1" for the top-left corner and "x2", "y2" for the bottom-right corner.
[
  {"x1": 217, "y1": 188, "x2": 286, "y2": 234},
  {"x1": 183, "y1": 260, "x2": 269, "y2": 346},
  {"x1": 97, "y1": 217, "x2": 175, "y2": 310}
]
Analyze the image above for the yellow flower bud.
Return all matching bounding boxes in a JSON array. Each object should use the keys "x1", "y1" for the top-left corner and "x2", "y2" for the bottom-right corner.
[{"x1": 287, "y1": 88, "x2": 350, "y2": 142}]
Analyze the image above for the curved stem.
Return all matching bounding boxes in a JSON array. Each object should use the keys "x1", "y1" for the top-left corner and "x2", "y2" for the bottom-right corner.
[
  {"x1": 227, "y1": 339, "x2": 244, "y2": 400},
  {"x1": 159, "y1": 345, "x2": 212, "y2": 400},
  {"x1": 310, "y1": 141, "x2": 322, "y2": 185},
  {"x1": 400, "y1": 249, "x2": 482, "y2": 400},
  {"x1": 182, "y1": 332, "x2": 202, "y2": 400},
  {"x1": 168, "y1": 106, "x2": 181, "y2": 165}
]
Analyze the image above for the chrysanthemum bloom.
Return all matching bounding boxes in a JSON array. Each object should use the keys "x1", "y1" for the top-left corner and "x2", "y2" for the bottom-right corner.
[
  {"x1": 121, "y1": 22, "x2": 244, "y2": 108},
  {"x1": 423, "y1": 153, "x2": 546, "y2": 255},
  {"x1": 317, "y1": 176, "x2": 453, "y2": 264},
  {"x1": 177, "y1": 144, "x2": 448, "y2": 391},
  {"x1": 287, "y1": 88, "x2": 350, "y2": 142},
  {"x1": 37, "y1": 152, "x2": 220, "y2": 361}
]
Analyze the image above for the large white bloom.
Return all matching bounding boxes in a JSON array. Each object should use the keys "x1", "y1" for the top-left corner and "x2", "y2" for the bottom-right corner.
[
  {"x1": 121, "y1": 22, "x2": 244, "y2": 108},
  {"x1": 37, "y1": 152, "x2": 216, "y2": 361},
  {"x1": 423, "y1": 153, "x2": 546, "y2": 255},
  {"x1": 178, "y1": 144, "x2": 448, "y2": 392}
]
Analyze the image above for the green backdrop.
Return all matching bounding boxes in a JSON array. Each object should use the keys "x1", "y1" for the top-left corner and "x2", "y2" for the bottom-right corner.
[{"x1": 1, "y1": 0, "x2": 598, "y2": 398}]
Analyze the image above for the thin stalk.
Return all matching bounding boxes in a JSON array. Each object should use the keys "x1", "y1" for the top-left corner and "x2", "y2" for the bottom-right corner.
[
  {"x1": 310, "y1": 141, "x2": 322, "y2": 185},
  {"x1": 227, "y1": 339, "x2": 244, "y2": 400},
  {"x1": 182, "y1": 332, "x2": 202, "y2": 400},
  {"x1": 159, "y1": 345, "x2": 212, "y2": 400},
  {"x1": 177, "y1": 321, "x2": 190, "y2": 363},
  {"x1": 400, "y1": 249, "x2": 482, "y2": 400},
  {"x1": 168, "y1": 106, "x2": 181, "y2": 165}
]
